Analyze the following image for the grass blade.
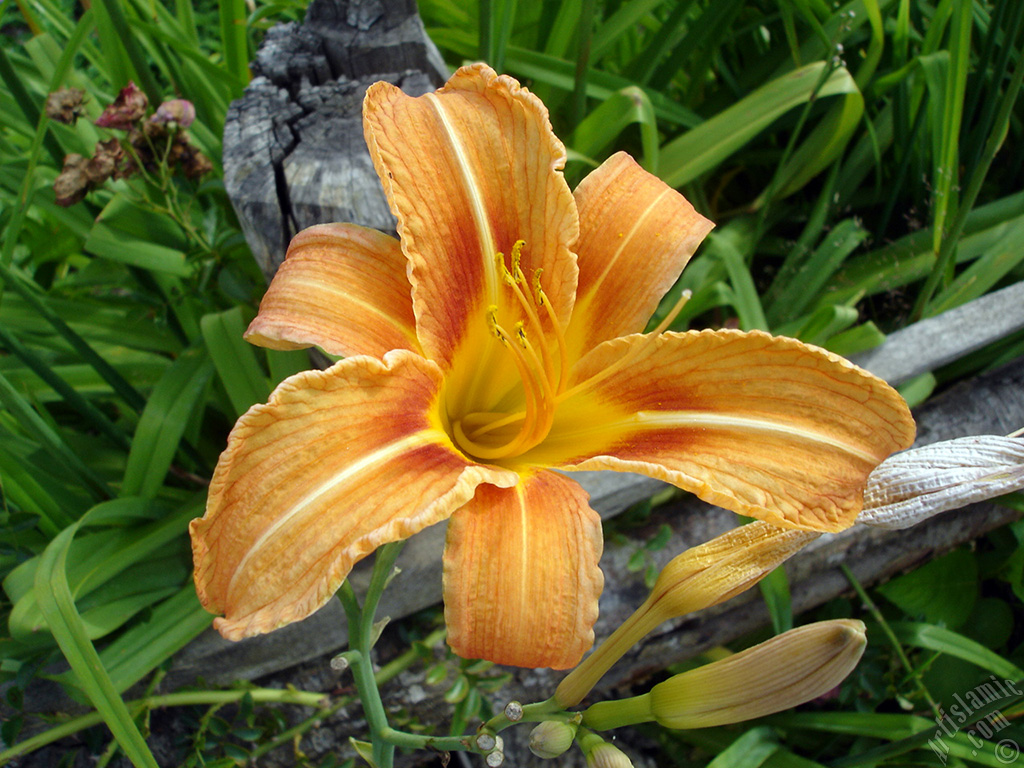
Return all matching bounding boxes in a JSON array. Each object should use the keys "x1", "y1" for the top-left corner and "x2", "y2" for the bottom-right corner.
[
  {"x1": 34, "y1": 510, "x2": 160, "y2": 767},
  {"x1": 121, "y1": 346, "x2": 213, "y2": 498}
]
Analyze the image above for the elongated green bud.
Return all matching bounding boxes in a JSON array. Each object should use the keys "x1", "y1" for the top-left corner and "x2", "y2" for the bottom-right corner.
[
  {"x1": 651, "y1": 619, "x2": 866, "y2": 728},
  {"x1": 582, "y1": 620, "x2": 866, "y2": 731},
  {"x1": 556, "y1": 522, "x2": 817, "y2": 706}
]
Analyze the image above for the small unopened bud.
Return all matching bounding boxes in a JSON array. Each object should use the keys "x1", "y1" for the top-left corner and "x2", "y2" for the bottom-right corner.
[
  {"x1": 579, "y1": 731, "x2": 633, "y2": 768},
  {"x1": 556, "y1": 522, "x2": 817, "y2": 707},
  {"x1": 529, "y1": 721, "x2": 576, "y2": 759},
  {"x1": 649, "y1": 619, "x2": 866, "y2": 729}
]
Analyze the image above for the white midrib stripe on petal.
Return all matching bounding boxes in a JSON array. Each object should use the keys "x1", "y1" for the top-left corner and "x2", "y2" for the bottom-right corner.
[
  {"x1": 620, "y1": 411, "x2": 881, "y2": 464},
  {"x1": 293, "y1": 276, "x2": 420, "y2": 346},
  {"x1": 226, "y1": 431, "x2": 438, "y2": 598},
  {"x1": 585, "y1": 186, "x2": 673, "y2": 300},
  {"x1": 425, "y1": 93, "x2": 499, "y2": 306}
]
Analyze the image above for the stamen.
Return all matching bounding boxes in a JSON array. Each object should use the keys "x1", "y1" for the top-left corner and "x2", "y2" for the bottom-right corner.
[
  {"x1": 495, "y1": 253, "x2": 516, "y2": 286},
  {"x1": 487, "y1": 305, "x2": 504, "y2": 340},
  {"x1": 456, "y1": 316, "x2": 544, "y2": 459},
  {"x1": 556, "y1": 290, "x2": 693, "y2": 404},
  {"x1": 502, "y1": 248, "x2": 555, "y2": 387},
  {"x1": 468, "y1": 324, "x2": 554, "y2": 443},
  {"x1": 650, "y1": 289, "x2": 693, "y2": 336},
  {"x1": 510, "y1": 239, "x2": 525, "y2": 280},
  {"x1": 535, "y1": 269, "x2": 570, "y2": 395}
]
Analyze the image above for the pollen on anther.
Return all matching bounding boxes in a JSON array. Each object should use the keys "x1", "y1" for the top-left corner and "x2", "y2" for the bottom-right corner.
[
  {"x1": 487, "y1": 305, "x2": 503, "y2": 339},
  {"x1": 510, "y1": 239, "x2": 526, "y2": 277},
  {"x1": 532, "y1": 268, "x2": 546, "y2": 304},
  {"x1": 514, "y1": 321, "x2": 528, "y2": 347}
]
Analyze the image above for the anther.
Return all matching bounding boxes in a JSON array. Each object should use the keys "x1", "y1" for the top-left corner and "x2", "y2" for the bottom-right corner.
[
  {"x1": 487, "y1": 305, "x2": 504, "y2": 341},
  {"x1": 532, "y1": 268, "x2": 545, "y2": 304},
  {"x1": 510, "y1": 239, "x2": 526, "y2": 280},
  {"x1": 514, "y1": 321, "x2": 528, "y2": 347},
  {"x1": 495, "y1": 252, "x2": 516, "y2": 286}
]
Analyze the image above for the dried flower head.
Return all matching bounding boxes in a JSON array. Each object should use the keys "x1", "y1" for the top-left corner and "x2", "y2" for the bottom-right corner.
[
  {"x1": 95, "y1": 82, "x2": 149, "y2": 130},
  {"x1": 45, "y1": 88, "x2": 87, "y2": 125},
  {"x1": 53, "y1": 154, "x2": 91, "y2": 207},
  {"x1": 151, "y1": 99, "x2": 196, "y2": 128}
]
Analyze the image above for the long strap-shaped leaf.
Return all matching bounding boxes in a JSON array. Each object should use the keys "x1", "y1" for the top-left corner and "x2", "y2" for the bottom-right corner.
[{"x1": 34, "y1": 506, "x2": 160, "y2": 768}]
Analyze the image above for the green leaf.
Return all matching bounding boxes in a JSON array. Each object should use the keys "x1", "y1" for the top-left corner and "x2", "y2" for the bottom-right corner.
[
  {"x1": 890, "y1": 622, "x2": 1024, "y2": 680},
  {"x1": 84, "y1": 195, "x2": 193, "y2": 277},
  {"x1": 877, "y1": 548, "x2": 977, "y2": 628},
  {"x1": 121, "y1": 346, "x2": 213, "y2": 498},
  {"x1": 707, "y1": 727, "x2": 778, "y2": 768},
  {"x1": 659, "y1": 62, "x2": 861, "y2": 187},
  {"x1": 200, "y1": 307, "x2": 271, "y2": 417},
  {"x1": 33, "y1": 505, "x2": 160, "y2": 768},
  {"x1": 760, "y1": 566, "x2": 793, "y2": 634}
]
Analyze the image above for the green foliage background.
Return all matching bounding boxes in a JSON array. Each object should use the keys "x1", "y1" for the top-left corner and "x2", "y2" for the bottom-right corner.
[{"x1": 0, "y1": 0, "x2": 1022, "y2": 765}]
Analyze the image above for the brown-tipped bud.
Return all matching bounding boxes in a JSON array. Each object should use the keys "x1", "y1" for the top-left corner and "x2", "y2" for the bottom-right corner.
[
  {"x1": 649, "y1": 619, "x2": 866, "y2": 729},
  {"x1": 529, "y1": 721, "x2": 576, "y2": 759},
  {"x1": 556, "y1": 522, "x2": 817, "y2": 708},
  {"x1": 644, "y1": 522, "x2": 818, "y2": 623}
]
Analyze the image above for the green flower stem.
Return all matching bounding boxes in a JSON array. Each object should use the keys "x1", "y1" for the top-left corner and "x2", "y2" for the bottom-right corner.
[
  {"x1": 337, "y1": 542, "x2": 407, "y2": 768},
  {"x1": 841, "y1": 564, "x2": 942, "y2": 720},
  {"x1": 485, "y1": 696, "x2": 570, "y2": 732},
  {"x1": 378, "y1": 727, "x2": 471, "y2": 752},
  {"x1": 581, "y1": 692, "x2": 654, "y2": 730}
]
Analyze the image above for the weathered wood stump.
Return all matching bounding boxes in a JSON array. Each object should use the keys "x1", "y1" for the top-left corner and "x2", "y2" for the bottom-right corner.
[{"x1": 222, "y1": 0, "x2": 448, "y2": 281}]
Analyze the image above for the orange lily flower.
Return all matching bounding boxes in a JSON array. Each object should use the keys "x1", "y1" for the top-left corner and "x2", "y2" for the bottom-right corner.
[{"x1": 190, "y1": 64, "x2": 914, "y2": 669}]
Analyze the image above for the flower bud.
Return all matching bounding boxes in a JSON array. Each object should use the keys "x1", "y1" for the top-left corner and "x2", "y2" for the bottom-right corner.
[
  {"x1": 649, "y1": 619, "x2": 866, "y2": 729},
  {"x1": 556, "y1": 522, "x2": 817, "y2": 707},
  {"x1": 581, "y1": 620, "x2": 865, "y2": 731},
  {"x1": 529, "y1": 721, "x2": 576, "y2": 759},
  {"x1": 587, "y1": 742, "x2": 633, "y2": 768},
  {"x1": 578, "y1": 730, "x2": 634, "y2": 768}
]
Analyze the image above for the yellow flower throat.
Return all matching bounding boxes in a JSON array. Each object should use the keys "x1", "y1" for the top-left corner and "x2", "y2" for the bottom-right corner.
[
  {"x1": 452, "y1": 241, "x2": 568, "y2": 461},
  {"x1": 447, "y1": 241, "x2": 691, "y2": 464}
]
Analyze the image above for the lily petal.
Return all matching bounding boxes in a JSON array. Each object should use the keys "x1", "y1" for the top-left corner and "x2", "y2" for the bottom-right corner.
[
  {"x1": 190, "y1": 350, "x2": 517, "y2": 640},
  {"x1": 244, "y1": 223, "x2": 420, "y2": 358},
  {"x1": 533, "y1": 330, "x2": 915, "y2": 531},
  {"x1": 362, "y1": 64, "x2": 579, "y2": 371},
  {"x1": 567, "y1": 152, "x2": 714, "y2": 361},
  {"x1": 442, "y1": 471, "x2": 603, "y2": 669}
]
